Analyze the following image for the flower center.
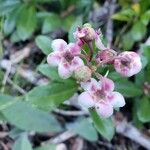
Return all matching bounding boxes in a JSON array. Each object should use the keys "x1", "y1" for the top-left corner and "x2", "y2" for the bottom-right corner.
[
  {"x1": 94, "y1": 89, "x2": 106, "y2": 101},
  {"x1": 63, "y1": 51, "x2": 74, "y2": 62}
]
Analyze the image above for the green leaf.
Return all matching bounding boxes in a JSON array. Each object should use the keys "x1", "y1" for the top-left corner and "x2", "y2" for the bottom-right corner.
[
  {"x1": 3, "y1": 8, "x2": 19, "y2": 35},
  {"x1": 68, "y1": 118, "x2": 98, "y2": 141},
  {"x1": 17, "y1": 5, "x2": 37, "y2": 40},
  {"x1": 68, "y1": 17, "x2": 82, "y2": 42},
  {"x1": 34, "y1": 144, "x2": 56, "y2": 150},
  {"x1": 1, "y1": 101, "x2": 62, "y2": 132},
  {"x1": 90, "y1": 109, "x2": 114, "y2": 141},
  {"x1": 131, "y1": 21, "x2": 146, "y2": 42},
  {"x1": 115, "y1": 80, "x2": 143, "y2": 97},
  {"x1": 12, "y1": 133, "x2": 32, "y2": 150},
  {"x1": 26, "y1": 80, "x2": 78, "y2": 110},
  {"x1": 140, "y1": 10, "x2": 150, "y2": 26},
  {"x1": 38, "y1": 64, "x2": 61, "y2": 81},
  {"x1": 0, "y1": 0, "x2": 20, "y2": 16},
  {"x1": 35, "y1": 35, "x2": 52, "y2": 55},
  {"x1": 137, "y1": 97, "x2": 150, "y2": 123},
  {"x1": 112, "y1": 9, "x2": 135, "y2": 21},
  {"x1": 122, "y1": 32, "x2": 134, "y2": 50},
  {"x1": 42, "y1": 13, "x2": 61, "y2": 34}
]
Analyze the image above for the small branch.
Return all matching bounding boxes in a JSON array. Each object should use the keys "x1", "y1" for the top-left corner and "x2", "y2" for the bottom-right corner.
[
  {"x1": 44, "y1": 130, "x2": 76, "y2": 144},
  {"x1": 115, "y1": 119, "x2": 150, "y2": 150},
  {"x1": 53, "y1": 108, "x2": 88, "y2": 116}
]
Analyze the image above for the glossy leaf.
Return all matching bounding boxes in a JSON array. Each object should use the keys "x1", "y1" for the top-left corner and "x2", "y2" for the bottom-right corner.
[
  {"x1": 1, "y1": 101, "x2": 62, "y2": 132},
  {"x1": 17, "y1": 5, "x2": 37, "y2": 40},
  {"x1": 115, "y1": 80, "x2": 143, "y2": 97},
  {"x1": 35, "y1": 35, "x2": 52, "y2": 55},
  {"x1": 12, "y1": 133, "x2": 32, "y2": 150},
  {"x1": 38, "y1": 64, "x2": 61, "y2": 81},
  {"x1": 42, "y1": 13, "x2": 61, "y2": 34},
  {"x1": 68, "y1": 118, "x2": 98, "y2": 141},
  {"x1": 138, "y1": 97, "x2": 150, "y2": 123},
  {"x1": 90, "y1": 109, "x2": 115, "y2": 141},
  {"x1": 26, "y1": 80, "x2": 78, "y2": 110}
]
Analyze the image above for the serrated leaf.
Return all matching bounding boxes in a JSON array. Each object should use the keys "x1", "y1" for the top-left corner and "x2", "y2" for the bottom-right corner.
[
  {"x1": 90, "y1": 109, "x2": 114, "y2": 141},
  {"x1": 12, "y1": 133, "x2": 32, "y2": 150},
  {"x1": 137, "y1": 97, "x2": 150, "y2": 123},
  {"x1": 17, "y1": 5, "x2": 37, "y2": 40},
  {"x1": 42, "y1": 13, "x2": 61, "y2": 34},
  {"x1": 68, "y1": 118, "x2": 98, "y2": 141},
  {"x1": 38, "y1": 64, "x2": 61, "y2": 81},
  {"x1": 1, "y1": 101, "x2": 62, "y2": 132},
  {"x1": 35, "y1": 35, "x2": 52, "y2": 55},
  {"x1": 26, "y1": 80, "x2": 78, "y2": 110},
  {"x1": 115, "y1": 80, "x2": 142, "y2": 97},
  {"x1": 68, "y1": 17, "x2": 82, "y2": 42}
]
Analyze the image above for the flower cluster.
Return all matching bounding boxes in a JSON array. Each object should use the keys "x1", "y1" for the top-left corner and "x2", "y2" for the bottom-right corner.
[{"x1": 47, "y1": 23, "x2": 142, "y2": 118}]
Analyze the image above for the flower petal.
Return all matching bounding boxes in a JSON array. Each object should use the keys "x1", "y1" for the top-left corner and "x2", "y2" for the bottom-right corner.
[
  {"x1": 68, "y1": 43, "x2": 81, "y2": 55},
  {"x1": 47, "y1": 52, "x2": 61, "y2": 66},
  {"x1": 70, "y1": 57, "x2": 84, "y2": 71},
  {"x1": 58, "y1": 62, "x2": 72, "y2": 79},
  {"x1": 51, "y1": 39, "x2": 67, "y2": 51},
  {"x1": 100, "y1": 77, "x2": 114, "y2": 92},
  {"x1": 95, "y1": 101, "x2": 113, "y2": 118},
  {"x1": 78, "y1": 91, "x2": 95, "y2": 108},
  {"x1": 81, "y1": 78, "x2": 101, "y2": 92},
  {"x1": 95, "y1": 35, "x2": 106, "y2": 50},
  {"x1": 108, "y1": 91, "x2": 125, "y2": 108}
]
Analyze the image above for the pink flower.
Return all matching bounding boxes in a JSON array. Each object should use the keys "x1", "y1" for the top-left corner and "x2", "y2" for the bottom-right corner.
[
  {"x1": 74, "y1": 24, "x2": 106, "y2": 50},
  {"x1": 78, "y1": 77, "x2": 125, "y2": 118},
  {"x1": 47, "y1": 39, "x2": 84, "y2": 79},
  {"x1": 114, "y1": 51, "x2": 142, "y2": 77}
]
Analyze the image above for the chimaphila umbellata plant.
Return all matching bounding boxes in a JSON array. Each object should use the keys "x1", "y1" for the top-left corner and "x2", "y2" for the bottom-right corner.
[{"x1": 47, "y1": 23, "x2": 142, "y2": 118}]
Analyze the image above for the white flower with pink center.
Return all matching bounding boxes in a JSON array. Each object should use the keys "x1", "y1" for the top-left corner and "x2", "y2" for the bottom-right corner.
[
  {"x1": 78, "y1": 77, "x2": 125, "y2": 118},
  {"x1": 114, "y1": 51, "x2": 142, "y2": 77},
  {"x1": 47, "y1": 39, "x2": 84, "y2": 79}
]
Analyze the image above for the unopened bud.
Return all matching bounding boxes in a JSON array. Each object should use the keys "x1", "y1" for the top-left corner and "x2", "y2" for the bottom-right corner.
[
  {"x1": 96, "y1": 49, "x2": 117, "y2": 64},
  {"x1": 74, "y1": 66, "x2": 92, "y2": 82}
]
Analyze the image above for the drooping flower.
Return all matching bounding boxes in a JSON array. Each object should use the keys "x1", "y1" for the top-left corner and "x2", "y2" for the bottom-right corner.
[
  {"x1": 114, "y1": 51, "x2": 142, "y2": 77},
  {"x1": 74, "y1": 24, "x2": 106, "y2": 50},
  {"x1": 78, "y1": 77, "x2": 125, "y2": 118},
  {"x1": 47, "y1": 39, "x2": 84, "y2": 79}
]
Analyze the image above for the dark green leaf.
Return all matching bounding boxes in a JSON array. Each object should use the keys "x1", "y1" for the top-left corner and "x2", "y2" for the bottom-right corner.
[
  {"x1": 26, "y1": 80, "x2": 78, "y2": 110},
  {"x1": 68, "y1": 118, "x2": 98, "y2": 141},
  {"x1": 90, "y1": 109, "x2": 114, "y2": 141},
  {"x1": 35, "y1": 35, "x2": 52, "y2": 55},
  {"x1": 42, "y1": 13, "x2": 61, "y2": 34},
  {"x1": 1, "y1": 101, "x2": 62, "y2": 132},
  {"x1": 115, "y1": 80, "x2": 143, "y2": 97},
  {"x1": 38, "y1": 64, "x2": 61, "y2": 81},
  {"x1": 0, "y1": 0, "x2": 20, "y2": 16},
  {"x1": 137, "y1": 97, "x2": 150, "y2": 123},
  {"x1": 131, "y1": 21, "x2": 146, "y2": 42},
  {"x1": 17, "y1": 5, "x2": 37, "y2": 40},
  {"x1": 68, "y1": 17, "x2": 82, "y2": 42},
  {"x1": 12, "y1": 133, "x2": 32, "y2": 150},
  {"x1": 112, "y1": 9, "x2": 135, "y2": 21}
]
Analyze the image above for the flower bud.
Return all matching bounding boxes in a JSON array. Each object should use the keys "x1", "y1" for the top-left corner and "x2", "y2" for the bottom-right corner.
[
  {"x1": 74, "y1": 66, "x2": 92, "y2": 82},
  {"x1": 96, "y1": 49, "x2": 117, "y2": 64},
  {"x1": 74, "y1": 23, "x2": 97, "y2": 43}
]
